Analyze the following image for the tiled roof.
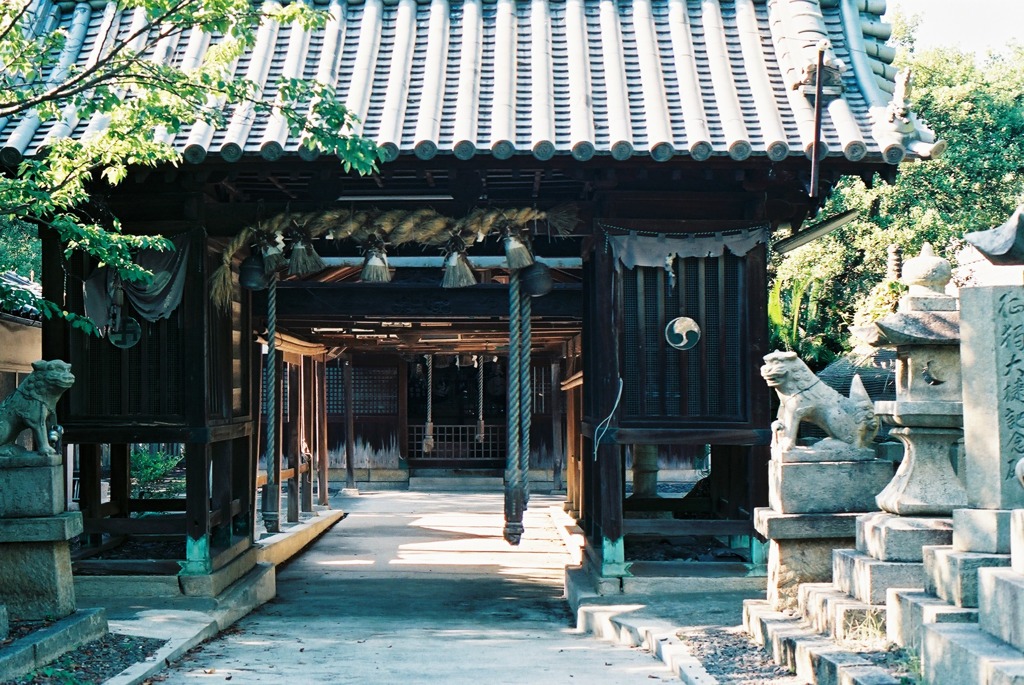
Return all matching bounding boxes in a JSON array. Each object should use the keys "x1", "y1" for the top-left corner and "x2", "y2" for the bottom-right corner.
[
  {"x1": 0, "y1": 0, "x2": 942, "y2": 167},
  {"x1": 0, "y1": 272, "x2": 42, "y2": 322}
]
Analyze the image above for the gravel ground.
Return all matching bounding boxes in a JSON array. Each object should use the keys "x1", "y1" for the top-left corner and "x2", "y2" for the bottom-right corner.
[
  {"x1": 679, "y1": 625, "x2": 922, "y2": 685},
  {"x1": 679, "y1": 626, "x2": 805, "y2": 685},
  {"x1": 3, "y1": 632, "x2": 166, "y2": 685}
]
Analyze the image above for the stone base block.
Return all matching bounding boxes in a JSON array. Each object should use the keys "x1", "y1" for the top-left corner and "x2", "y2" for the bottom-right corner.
[
  {"x1": 768, "y1": 538, "x2": 849, "y2": 611},
  {"x1": 857, "y1": 513, "x2": 953, "y2": 562},
  {"x1": 833, "y1": 548, "x2": 923, "y2": 605},
  {"x1": 886, "y1": 589, "x2": 978, "y2": 651},
  {"x1": 1014, "y1": 510, "x2": 1024, "y2": 574},
  {"x1": 769, "y1": 460, "x2": 894, "y2": 514},
  {"x1": 979, "y1": 568, "x2": 1024, "y2": 652},
  {"x1": 798, "y1": 583, "x2": 885, "y2": 642},
  {"x1": 754, "y1": 508, "x2": 863, "y2": 540},
  {"x1": 922, "y1": 623, "x2": 1024, "y2": 685},
  {"x1": 0, "y1": 604, "x2": 7, "y2": 640},
  {"x1": 179, "y1": 546, "x2": 258, "y2": 598},
  {"x1": 0, "y1": 464, "x2": 63, "y2": 517},
  {"x1": 924, "y1": 545, "x2": 1011, "y2": 608},
  {"x1": 954, "y1": 508, "x2": 1013, "y2": 553},
  {"x1": 0, "y1": 540, "x2": 75, "y2": 620},
  {"x1": 0, "y1": 512, "x2": 83, "y2": 543}
]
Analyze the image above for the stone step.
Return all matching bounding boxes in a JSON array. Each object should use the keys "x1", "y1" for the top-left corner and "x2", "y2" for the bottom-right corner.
[
  {"x1": 407, "y1": 476, "x2": 504, "y2": 491},
  {"x1": 979, "y1": 567, "x2": 1024, "y2": 652},
  {"x1": 743, "y1": 599, "x2": 900, "y2": 685},
  {"x1": 833, "y1": 549, "x2": 924, "y2": 605},
  {"x1": 798, "y1": 584, "x2": 886, "y2": 642},
  {"x1": 885, "y1": 589, "x2": 978, "y2": 652},
  {"x1": 953, "y1": 509, "x2": 1013, "y2": 554},
  {"x1": 856, "y1": 513, "x2": 953, "y2": 562},
  {"x1": 923, "y1": 545, "x2": 1011, "y2": 608},
  {"x1": 921, "y1": 622, "x2": 1024, "y2": 685}
]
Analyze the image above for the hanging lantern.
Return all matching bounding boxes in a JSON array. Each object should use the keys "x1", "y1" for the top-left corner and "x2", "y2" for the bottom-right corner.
[
  {"x1": 360, "y1": 235, "x2": 391, "y2": 283},
  {"x1": 519, "y1": 262, "x2": 552, "y2": 297},
  {"x1": 441, "y1": 235, "x2": 477, "y2": 288},
  {"x1": 239, "y1": 251, "x2": 270, "y2": 290},
  {"x1": 502, "y1": 226, "x2": 534, "y2": 270}
]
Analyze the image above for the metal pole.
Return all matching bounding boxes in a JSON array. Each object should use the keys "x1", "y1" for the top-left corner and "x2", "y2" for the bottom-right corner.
[{"x1": 810, "y1": 42, "x2": 826, "y2": 198}]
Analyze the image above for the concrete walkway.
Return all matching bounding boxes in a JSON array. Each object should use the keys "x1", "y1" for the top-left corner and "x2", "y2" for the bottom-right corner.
[{"x1": 157, "y1": 490, "x2": 678, "y2": 684}]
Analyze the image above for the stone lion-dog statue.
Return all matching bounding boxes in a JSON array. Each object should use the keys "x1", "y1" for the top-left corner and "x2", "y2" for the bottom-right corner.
[
  {"x1": 0, "y1": 359, "x2": 75, "y2": 456},
  {"x1": 761, "y1": 351, "x2": 877, "y2": 456}
]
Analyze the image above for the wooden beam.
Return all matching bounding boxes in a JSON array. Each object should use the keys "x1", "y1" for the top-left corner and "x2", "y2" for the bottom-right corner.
[
  {"x1": 264, "y1": 284, "x2": 583, "y2": 321},
  {"x1": 622, "y1": 519, "x2": 753, "y2": 537}
]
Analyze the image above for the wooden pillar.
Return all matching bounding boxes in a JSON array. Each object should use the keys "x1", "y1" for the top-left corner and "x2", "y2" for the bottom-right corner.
[
  {"x1": 564, "y1": 386, "x2": 578, "y2": 515},
  {"x1": 583, "y1": 237, "x2": 627, "y2": 576},
  {"x1": 344, "y1": 358, "x2": 356, "y2": 491},
  {"x1": 109, "y1": 443, "x2": 131, "y2": 517},
  {"x1": 316, "y1": 359, "x2": 330, "y2": 506},
  {"x1": 78, "y1": 443, "x2": 102, "y2": 547},
  {"x1": 232, "y1": 435, "x2": 254, "y2": 540},
  {"x1": 301, "y1": 357, "x2": 314, "y2": 513},
  {"x1": 286, "y1": 360, "x2": 301, "y2": 523},
  {"x1": 182, "y1": 442, "x2": 212, "y2": 575},
  {"x1": 631, "y1": 444, "x2": 659, "y2": 498},
  {"x1": 211, "y1": 439, "x2": 232, "y2": 548},
  {"x1": 550, "y1": 361, "x2": 564, "y2": 492},
  {"x1": 397, "y1": 360, "x2": 408, "y2": 466}
]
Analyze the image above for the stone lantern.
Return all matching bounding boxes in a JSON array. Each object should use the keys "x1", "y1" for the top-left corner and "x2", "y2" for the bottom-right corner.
[{"x1": 855, "y1": 243, "x2": 968, "y2": 515}]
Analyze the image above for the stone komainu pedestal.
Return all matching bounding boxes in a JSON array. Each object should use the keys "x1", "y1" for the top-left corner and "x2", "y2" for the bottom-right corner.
[
  {"x1": 0, "y1": 452, "x2": 82, "y2": 620},
  {"x1": 0, "y1": 359, "x2": 80, "y2": 621},
  {"x1": 757, "y1": 352, "x2": 893, "y2": 610}
]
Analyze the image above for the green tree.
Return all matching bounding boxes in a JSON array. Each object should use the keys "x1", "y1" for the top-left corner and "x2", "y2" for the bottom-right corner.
[
  {"x1": 0, "y1": 0, "x2": 381, "y2": 324},
  {"x1": 0, "y1": 216, "x2": 41, "y2": 278},
  {"x1": 772, "y1": 39, "x2": 1024, "y2": 354}
]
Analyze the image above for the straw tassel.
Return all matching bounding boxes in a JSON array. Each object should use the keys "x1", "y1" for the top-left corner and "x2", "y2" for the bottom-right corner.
[
  {"x1": 441, "y1": 236, "x2": 477, "y2": 288},
  {"x1": 503, "y1": 227, "x2": 534, "y2": 270},
  {"x1": 541, "y1": 203, "x2": 579, "y2": 236},
  {"x1": 288, "y1": 237, "x2": 326, "y2": 276},
  {"x1": 261, "y1": 232, "x2": 288, "y2": 273},
  {"x1": 360, "y1": 235, "x2": 391, "y2": 282}
]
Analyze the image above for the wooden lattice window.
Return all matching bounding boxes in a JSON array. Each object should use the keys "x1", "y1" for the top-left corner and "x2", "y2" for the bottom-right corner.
[{"x1": 325, "y1": 364, "x2": 398, "y2": 416}]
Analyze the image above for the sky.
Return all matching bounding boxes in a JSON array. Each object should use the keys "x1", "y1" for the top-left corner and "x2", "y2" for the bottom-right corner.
[{"x1": 888, "y1": 0, "x2": 1024, "y2": 56}]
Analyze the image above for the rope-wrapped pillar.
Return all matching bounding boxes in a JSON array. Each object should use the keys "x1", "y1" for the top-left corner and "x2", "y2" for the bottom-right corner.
[
  {"x1": 518, "y1": 288, "x2": 531, "y2": 507},
  {"x1": 476, "y1": 359, "x2": 485, "y2": 443},
  {"x1": 504, "y1": 272, "x2": 524, "y2": 545},
  {"x1": 261, "y1": 277, "x2": 280, "y2": 533},
  {"x1": 422, "y1": 354, "x2": 435, "y2": 453}
]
